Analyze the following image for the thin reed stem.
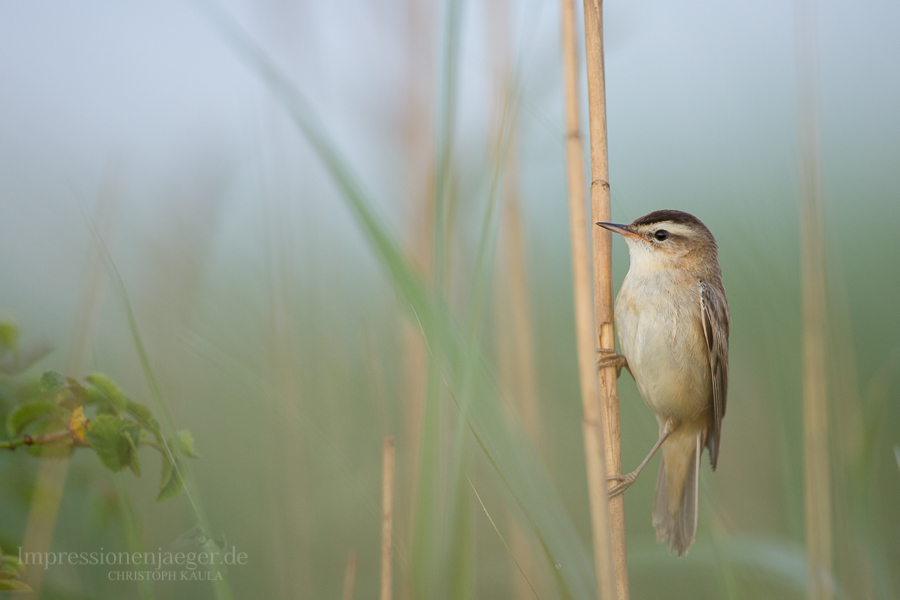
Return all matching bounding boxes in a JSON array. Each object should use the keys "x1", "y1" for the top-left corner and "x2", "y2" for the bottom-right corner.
[
  {"x1": 579, "y1": 0, "x2": 629, "y2": 596},
  {"x1": 342, "y1": 551, "x2": 358, "y2": 600},
  {"x1": 401, "y1": 0, "x2": 434, "y2": 581},
  {"x1": 381, "y1": 437, "x2": 395, "y2": 600},
  {"x1": 22, "y1": 170, "x2": 120, "y2": 594},
  {"x1": 487, "y1": 0, "x2": 544, "y2": 595},
  {"x1": 559, "y1": 0, "x2": 617, "y2": 598},
  {"x1": 795, "y1": 0, "x2": 832, "y2": 597}
]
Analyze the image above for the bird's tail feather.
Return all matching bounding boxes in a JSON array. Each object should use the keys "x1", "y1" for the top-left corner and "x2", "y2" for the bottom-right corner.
[{"x1": 652, "y1": 432, "x2": 700, "y2": 556}]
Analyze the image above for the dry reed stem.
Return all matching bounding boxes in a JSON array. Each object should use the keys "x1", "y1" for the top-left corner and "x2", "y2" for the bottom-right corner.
[
  {"x1": 381, "y1": 437, "x2": 396, "y2": 600},
  {"x1": 795, "y1": 0, "x2": 832, "y2": 597},
  {"x1": 489, "y1": 0, "x2": 541, "y2": 447},
  {"x1": 495, "y1": 151, "x2": 541, "y2": 443},
  {"x1": 22, "y1": 168, "x2": 120, "y2": 594},
  {"x1": 263, "y1": 190, "x2": 313, "y2": 599},
  {"x1": 486, "y1": 0, "x2": 544, "y2": 593},
  {"x1": 400, "y1": 0, "x2": 435, "y2": 583},
  {"x1": 495, "y1": 150, "x2": 544, "y2": 600},
  {"x1": 579, "y1": 0, "x2": 629, "y2": 596},
  {"x1": 341, "y1": 550, "x2": 358, "y2": 600},
  {"x1": 559, "y1": 0, "x2": 617, "y2": 598}
]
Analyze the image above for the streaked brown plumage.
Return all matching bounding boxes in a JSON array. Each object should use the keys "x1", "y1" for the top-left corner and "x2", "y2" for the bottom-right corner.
[{"x1": 596, "y1": 209, "x2": 730, "y2": 556}]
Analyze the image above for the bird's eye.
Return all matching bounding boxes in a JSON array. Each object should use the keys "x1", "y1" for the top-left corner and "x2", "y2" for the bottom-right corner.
[{"x1": 654, "y1": 230, "x2": 669, "y2": 241}]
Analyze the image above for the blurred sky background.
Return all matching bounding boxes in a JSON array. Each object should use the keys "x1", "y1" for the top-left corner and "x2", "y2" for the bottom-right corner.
[
  {"x1": 1, "y1": 0, "x2": 899, "y2": 599},
  {"x1": 1, "y1": 0, "x2": 898, "y2": 328}
]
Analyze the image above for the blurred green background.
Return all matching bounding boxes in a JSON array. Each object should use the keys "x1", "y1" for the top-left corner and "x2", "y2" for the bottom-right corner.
[{"x1": 1, "y1": 0, "x2": 899, "y2": 598}]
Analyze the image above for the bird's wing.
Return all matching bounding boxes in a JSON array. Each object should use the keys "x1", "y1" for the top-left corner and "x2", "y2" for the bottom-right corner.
[{"x1": 700, "y1": 280, "x2": 730, "y2": 470}]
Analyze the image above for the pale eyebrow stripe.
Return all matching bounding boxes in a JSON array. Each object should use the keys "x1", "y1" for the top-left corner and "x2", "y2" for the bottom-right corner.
[{"x1": 639, "y1": 223, "x2": 694, "y2": 237}]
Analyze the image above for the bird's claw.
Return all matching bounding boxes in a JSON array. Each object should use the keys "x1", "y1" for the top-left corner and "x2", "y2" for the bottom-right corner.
[
  {"x1": 596, "y1": 348, "x2": 627, "y2": 378},
  {"x1": 606, "y1": 471, "x2": 638, "y2": 498}
]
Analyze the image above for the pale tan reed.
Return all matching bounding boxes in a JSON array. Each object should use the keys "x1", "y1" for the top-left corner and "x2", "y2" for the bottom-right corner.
[
  {"x1": 562, "y1": 0, "x2": 632, "y2": 595},
  {"x1": 381, "y1": 437, "x2": 396, "y2": 600},
  {"x1": 559, "y1": 0, "x2": 618, "y2": 598},
  {"x1": 486, "y1": 0, "x2": 545, "y2": 595},
  {"x1": 579, "y1": 0, "x2": 629, "y2": 596},
  {"x1": 400, "y1": 0, "x2": 434, "y2": 582},
  {"x1": 341, "y1": 551, "x2": 358, "y2": 600},
  {"x1": 22, "y1": 167, "x2": 121, "y2": 594},
  {"x1": 795, "y1": 0, "x2": 832, "y2": 597}
]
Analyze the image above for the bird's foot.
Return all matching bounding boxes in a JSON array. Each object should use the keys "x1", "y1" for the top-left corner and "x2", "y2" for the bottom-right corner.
[
  {"x1": 596, "y1": 348, "x2": 627, "y2": 378},
  {"x1": 606, "y1": 471, "x2": 638, "y2": 498}
]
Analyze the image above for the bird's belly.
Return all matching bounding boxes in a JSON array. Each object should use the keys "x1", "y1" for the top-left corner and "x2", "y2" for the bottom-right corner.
[{"x1": 616, "y1": 289, "x2": 711, "y2": 421}]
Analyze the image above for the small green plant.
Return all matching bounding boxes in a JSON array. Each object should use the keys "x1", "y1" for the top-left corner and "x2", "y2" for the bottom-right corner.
[
  {"x1": 0, "y1": 546, "x2": 29, "y2": 591},
  {"x1": 0, "y1": 321, "x2": 196, "y2": 501}
]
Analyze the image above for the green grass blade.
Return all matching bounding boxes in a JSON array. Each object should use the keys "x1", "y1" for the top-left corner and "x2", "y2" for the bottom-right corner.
[
  {"x1": 114, "y1": 477, "x2": 154, "y2": 600},
  {"x1": 86, "y1": 217, "x2": 233, "y2": 600},
  {"x1": 469, "y1": 477, "x2": 542, "y2": 600},
  {"x1": 196, "y1": 3, "x2": 597, "y2": 597}
]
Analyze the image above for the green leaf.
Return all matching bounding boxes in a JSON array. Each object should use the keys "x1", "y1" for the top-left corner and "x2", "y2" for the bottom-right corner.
[
  {"x1": 126, "y1": 400, "x2": 161, "y2": 435},
  {"x1": 55, "y1": 382, "x2": 85, "y2": 410},
  {"x1": 128, "y1": 446, "x2": 141, "y2": 476},
  {"x1": 1, "y1": 554, "x2": 23, "y2": 574},
  {"x1": 0, "y1": 322, "x2": 18, "y2": 353},
  {"x1": 158, "y1": 452, "x2": 174, "y2": 489},
  {"x1": 157, "y1": 455, "x2": 185, "y2": 501},
  {"x1": 6, "y1": 401, "x2": 61, "y2": 436},
  {"x1": 84, "y1": 385, "x2": 108, "y2": 406},
  {"x1": 85, "y1": 415, "x2": 131, "y2": 472},
  {"x1": 85, "y1": 373, "x2": 127, "y2": 415},
  {"x1": 39, "y1": 371, "x2": 66, "y2": 396},
  {"x1": 121, "y1": 422, "x2": 142, "y2": 477},
  {"x1": 95, "y1": 404, "x2": 119, "y2": 417},
  {"x1": 171, "y1": 430, "x2": 198, "y2": 458},
  {"x1": 0, "y1": 579, "x2": 31, "y2": 591}
]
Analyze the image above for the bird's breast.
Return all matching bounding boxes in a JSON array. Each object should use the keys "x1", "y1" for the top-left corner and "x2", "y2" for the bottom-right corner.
[{"x1": 615, "y1": 271, "x2": 711, "y2": 420}]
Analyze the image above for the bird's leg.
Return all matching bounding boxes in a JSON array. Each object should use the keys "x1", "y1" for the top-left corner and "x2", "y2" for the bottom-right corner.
[
  {"x1": 596, "y1": 348, "x2": 628, "y2": 378},
  {"x1": 608, "y1": 418, "x2": 679, "y2": 498}
]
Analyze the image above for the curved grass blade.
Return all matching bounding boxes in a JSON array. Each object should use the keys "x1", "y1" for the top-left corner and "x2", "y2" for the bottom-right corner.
[
  {"x1": 193, "y1": 3, "x2": 596, "y2": 597},
  {"x1": 468, "y1": 477, "x2": 541, "y2": 600},
  {"x1": 85, "y1": 216, "x2": 233, "y2": 600}
]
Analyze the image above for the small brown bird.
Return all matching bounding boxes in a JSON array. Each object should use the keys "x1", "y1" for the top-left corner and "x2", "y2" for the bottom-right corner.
[{"x1": 596, "y1": 209, "x2": 730, "y2": 556}]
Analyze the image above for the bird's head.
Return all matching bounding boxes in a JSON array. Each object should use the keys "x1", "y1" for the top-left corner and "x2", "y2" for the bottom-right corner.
[{"x1": 596, "y1": 209, "x2": 719, "y2": 273}]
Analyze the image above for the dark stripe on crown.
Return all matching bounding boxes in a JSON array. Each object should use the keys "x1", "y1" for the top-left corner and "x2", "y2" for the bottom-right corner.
[{"x1": 631, "y1": 209, "x2": 708, "y2": 231}]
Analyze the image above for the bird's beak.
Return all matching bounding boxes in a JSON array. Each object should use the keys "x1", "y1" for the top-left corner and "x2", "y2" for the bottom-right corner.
[{"x1": 596, "y1": 222, "x2": 643, "y2": 241}]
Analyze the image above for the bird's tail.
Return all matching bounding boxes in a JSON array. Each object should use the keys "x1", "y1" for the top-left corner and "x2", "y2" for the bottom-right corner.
[{"x1": 652, "y1": 427, "x2": 701, "y2": 556}]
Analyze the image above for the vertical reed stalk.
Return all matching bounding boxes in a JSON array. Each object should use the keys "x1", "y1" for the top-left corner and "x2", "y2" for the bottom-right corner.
[
  {"x1": 381, "y1": 437, "x2": 396, "y2": 600},
  {"x1": 401, "y1": 0, "x2": 434, "y2": 593},
  {"x1": 487, "y1": 0, "x2": 544, "y2": 592},
  {"x1": 22, "y1": 168, "x2": 120, "y2": 594},
  {"x1": 262, "y1": 190, "x2": 312, "y2": 599},
  {"x1": 579, "y1": 0, "x2": 629, "y2": 596},
  {"x1": 795, "y1": 0, "x2": 832, "y2": 597},
  {"x1": 489, "y1": 0, "x2": 540, "y2": 445},
  {"x1": 342, "y1": 551, "x2": 358, "y2": 600},
  {"x1": 560, "y1": 0, "x2": 617, "y2": 598}
]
